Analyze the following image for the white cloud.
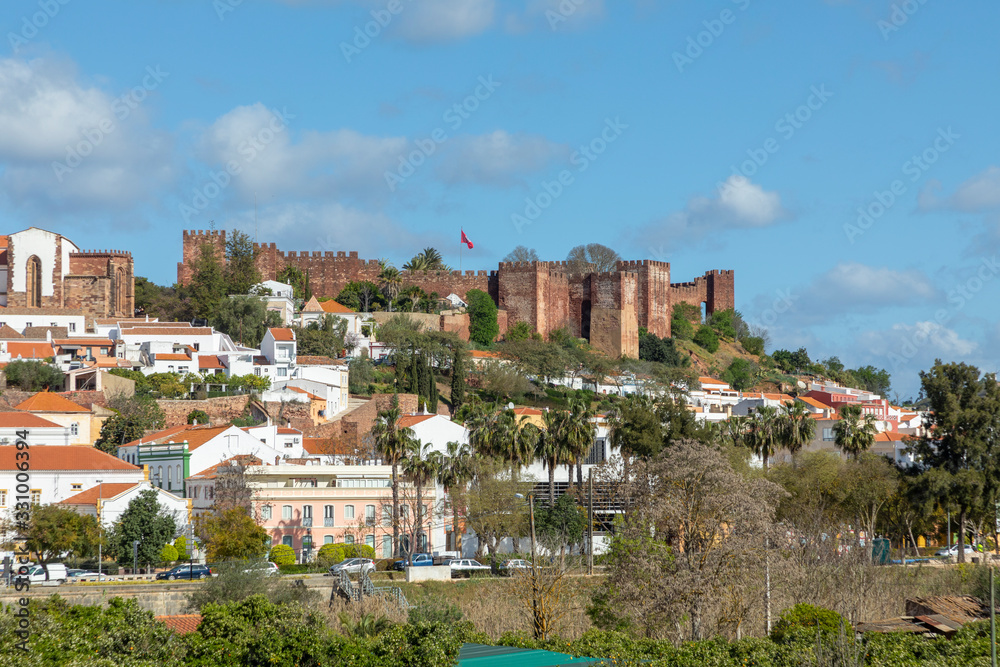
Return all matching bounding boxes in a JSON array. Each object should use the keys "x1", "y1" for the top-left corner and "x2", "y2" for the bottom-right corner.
[
  {"x1": 505, "y1": 0, "x2": 605, "y2": 33},
  {"x1": 857, "y1": 320, "x2": 978, "y2": 369},
  {"x1": 394, "y1": 0, "x2": 495, "y2": 42},
  {"x1": 0, "y1": 56, "x2": 174, "y2": 211},
  {"x1": 639, "y1": 176, "x2": 788, "y2": 251},
  {"x1": 435, "y1": 131, "x2": 568, "y2": 186},
  {"x1": 919, "y1": 166, "x2": 1000, "y2": 212},
  {"x1": 808, "y1": 263, "x2": 939, "y2": 306}
]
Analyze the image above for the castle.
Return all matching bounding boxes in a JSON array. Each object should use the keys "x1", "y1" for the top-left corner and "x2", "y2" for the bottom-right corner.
[
  {"x1": 0, "y1": 227, "x2": 134, "y2": 321},
  {"x1": 178, "y1": 230, "x2": 733, "y2": 358}
]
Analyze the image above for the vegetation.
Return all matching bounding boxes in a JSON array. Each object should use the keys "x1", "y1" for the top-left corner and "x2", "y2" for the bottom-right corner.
[
  {"x1": 10, "y1": 504, "x2": 99, "y2": 564},
  {"x1": 3, "y1": 359, "x2": 64, "y2": 391},
  {"x1": 106, "y1": 489, "x2": 177, "y2": 567},
  {"x1": 565, "y1": 243, "x2": 620, "y2": 273},
  {"x1": 195, "y1": 508, "x2": 269, "y2": 562},
  {"x1": 268, "y1": 543, "x2": 296, "y2": 565},
  {"x1": 692, "y1": 324, "x2": 719, "y2": 353},
  {"x1": 467, "y1": 288, "x2": 499, "y2": 346},
  {"x1": 94, "y1": 392, "x2": 166, "y2": 455},
  {"x1": 212, "y1": 294, "x2": 282, "y2": 347}
]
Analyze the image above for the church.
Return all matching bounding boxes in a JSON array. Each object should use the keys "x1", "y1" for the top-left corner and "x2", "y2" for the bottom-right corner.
[{"x1": 0, "y1": 227, "x2": 134, "y2": 323}]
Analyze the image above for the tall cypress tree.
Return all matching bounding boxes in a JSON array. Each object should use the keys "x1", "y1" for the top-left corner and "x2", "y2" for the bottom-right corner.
[{"x1": 450, "y1": 346, "x2": 466, "y2": 415}]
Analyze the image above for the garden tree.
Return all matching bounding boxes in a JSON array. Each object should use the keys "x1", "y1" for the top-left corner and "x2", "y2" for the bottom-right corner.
[
  {"x1": 778, "y1": 401, "x2": 817, "y2": 460},
  {"x1": 450, "y1": 345, "x2": 467, "y2": 414},
  {"x1": 187, "y1": 409, "x2": 210, "y2": 425},
  {"x1": 566, "y1": 243, "x2": 621, "y2": 274},
  {"x1": 604, "y1": 395, "x2": 662, "y2": 487},
  {"x1": 336, "y1": 280, "x2": 385, "y2": 312},
  {"x1": 534, "y1": 493, "x2": 586, "y2": 570},
  {"x1": 841, "y1": 453, "x2": 900, "y2": 548},
  {"x1": 378, "y1": 262, "x2": 403, "y2": 311},
  {"x1": 466, "y1": 288, "x2": 499, "y2": 346},
  {"x1": 187, "y1": 241, "x2": 227, "y2": 319},
  {"x1": 722, "y1": 358, "x2": 759, "y2": 391},
  {"x1": 707, "y1": 309, "x2": 738, "y2": 339},
  {"x1": 210, "y1": 455, "x2": 263, "y2": 519},
  {"x1": 502, "y1": 245, "x2": 539, "y2": 263},
  {"x1": 438, "y1": 441, "x2": 475, "y2": 552},
  {"x1": 832, "y1": 404, "x2": 878, "y2": 459},
  {"x1": 348, "y1": 356, "x2": 375, "y2": 394},
  {"x1": 638, "y1": 329, "x2": 687, "y2": 367},
  {"x1": 400, "y1": 441, "x2": 441, "y2": 555},
  {"x1": 770, "y1": 451, "x2": 850, "y2": 536},
  {"x1": 276, "y1": 265, "x2": 310, "y2": 300},
  {"x1": 224, "y1": 229, "x2": 261, "y2": 295},
  {"x1": 504, "y1": 320, "x2": 533, "y2": 342},
  {"x1": 16, "y1": 505, "x2": 99, "y2": 564},
  {"x1": 107, "y1": 489, "x2": 177, "y2": 567},
  {"x1": 174, "y1": 535, "x2": 189, "y2": 560},
  {"x1": 134, "y1": 276, "x2": 190, "y2": 321},
  {"x1": 496, "y1": 338, "x2": 570, "y2": 384},
  {"x1": 670, "y1": 303, "x2": 700, "y2": 340},
  {"x1": 371, "y1": 395, "x2": 416, "y2": 558},
  {"x1": 3, "y1": 360, "x2": 64, "y2": 392},
  {"x1": 268, "y1": 543, "x2": 296, "y2": 565},
  {"x1": 479, "y1": 359, "x2": 536, "y2": 401},
  {"x1": 849, "y1": 364, "x2": 892, "y2": 398},
  {"x1": 741, "y1": 335, "x2": 765, "y2": 356},
  {"x1": 563, "y1": 397, "x2": 596, "y2": 491},
  {"x1": 593, "y1": 439, "x2": 784, "y2": 640},
  {"x1": 452, "y1": 457, "x2": 532, "y2": 571},
  {"x1": 296, "y1": 313, "x2": 348, "y2": 358},
  {"x1": 212, "y1": 295, "x2": 282, "y2": 347},
  {"x1": 94, "y1": 392, "x2": 166, "y2": 455},
  {"x1": 692, "y1": 325, "x2": 719, "y2": 353},
  {"x1": 195, "y1": 508, "x2": 269, "y2": 562},
  {"x1": 160, "y1": 543, "x2": 178, "y2": 564},
  {"x1": 772, "y1": 347, "x2": 812, "y2": 374},
  {"x1": 748, "y1": 405, "x2": 782, "y2": 470},
  {"x1": 909, "y1": 360, "x2": 1000, "y2": 563},
  {"x1": 466, "y1": 404, "x2": 538, "y2": 467}
]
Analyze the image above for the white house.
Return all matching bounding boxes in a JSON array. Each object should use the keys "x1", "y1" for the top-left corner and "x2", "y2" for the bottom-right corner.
[
  {"x1": 247, "y1": 281, "x2": 296, "y2": 325},
  {"x1": 245, "y1": 424, "x2": 304, "y2": 452},
  {"x1": 259, "y1": 328, "x2": 296, "y2": 382},
  {"x1": 59, "y1": 478, "x2": 190, "y2": 531},
  {"x1": 0, "y1": 445, "x2": 144, "y2": 508},
  {"x1": 0, "y1": 412, "x2": 73, "y2": 446},
  {"x1": 299, "y1": 297, "x2": 371, "y2": 355}
]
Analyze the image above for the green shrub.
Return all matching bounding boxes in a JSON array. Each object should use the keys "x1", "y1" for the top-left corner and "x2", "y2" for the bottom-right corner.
[
  {"x1": 173, "y1": 535, "x2": 190, "y2": 561},
  {"x1": 408, "y1": 600, "x2": 464, "y2": 625},
  {"x1": 343, "y1": 543, "x2": 377, "y2": 560},
  {"x1": 317, "y1": 543, "x2": 346, "y2": 567},
  {"x1": 742, "y1": 335, "x2": 765, "y2": 356},
  {"x1": 693, "y1": 325, "x2": 719, "y2": 353},
  {"x1": 186, "y1": 409, "x2": 210, "y2": 425},
  {"x1": 159, "y1": 544, "x2": 179, "y2": 564},
  {"x1": 771, "y1": 603, "x2": 847, "y2": 643},
  {"x1": 268, "y1": 543, "x2": 296, "y2": 566}
]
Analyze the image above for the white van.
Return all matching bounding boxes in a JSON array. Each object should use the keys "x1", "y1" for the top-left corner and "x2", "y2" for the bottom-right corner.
[{"x1": 24, "y1": 563, "x2": 67, "y2": 584}]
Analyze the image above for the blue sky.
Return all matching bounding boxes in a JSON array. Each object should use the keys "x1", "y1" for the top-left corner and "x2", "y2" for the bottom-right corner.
[{"x1": 1, "y1": 0, "x2": 998, "y2": 399}]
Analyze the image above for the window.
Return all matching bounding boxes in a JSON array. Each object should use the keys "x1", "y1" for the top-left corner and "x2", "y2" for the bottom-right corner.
[
  {"x1": 382, "y1": 506, "x2": 392, "y2": 527},
  {"x1": 282, "y1": 535, "x2": 293, "y2": 547},
  {"x1": 366, "y1": 535, "x2": 375, "y2": 549},
  {"x1": 24, "y1": 322, "x2": 32, "y2": 328},
  {"x1": 71, "y1": 483, "x2": 82, "y2": 492},
  {"x1": 70, "y1": 423, "x2": 79, "y2": 436},
  {"x1": 176, "y1": 465, "x2": 182, "y2": 485},
  {"x1": 167, "y1": 365, "x2": 174, "y2": 372},
  {"x1": 50, "y1": 322, "x2": 57, "y2": 327},
  {"x1": 324, "y1": 505, "x2": 335, "y2": 527},
  {"x1": 26, "y1": 256, "x2": 41, "y2": 308},
  {"x1": 345, "y1": 535, "x2": 355, "y2": 544},
  {"x1": 193, "y1": 487, "x2": 199, "y2": 499},
  {"x1": 0, "y1": 490, "x2": 6, "y2": 507},
  {"x1": 365, "y1": 504, "x2": 375, "y2": 526},
  {"x1": 324, "y1": 535, "x2": 334, "y2": 545},
  {"x1": 282, "y1": 505, "x2": 292, "y2": 520},
  {"x1": 69, "y1": 323, "x2": 76, "y2": 332},
  {"x1": 255, "y1": 368, "x2": 262, "y2": 376},
  {"x1": 278, "y1": 367, "x2": 287, "y2": 377},
  {"x1": 261, "y1": 505, "x2": 272, "y2": 520},
  {"x1": 344, "y1": 505, "x2": 355, "y2": 519},
  {"x1": 30, "y1": 489, "x2": 41, "y2": 505},
  {"x1": 303, "y1": 505, "x2": 313, "y2": 526},
  {"x1": 584, "y1": 439, "x2": 606, "y2": 465},
  {"x1": 285, "y1": 442, "x2": 294, "y2": 448},
  {"x1": 180, "y1": 366, "x2": 188, "y2": 373},
  {"x1": 823, "y1": 428, "x2": 834, "y2": 441},
  {"x1": 167, "y1": 466, "x2": 173, "y2": 486},
  {"x1": 382, "y1": 535, "x2": 392, "y2": 558}
]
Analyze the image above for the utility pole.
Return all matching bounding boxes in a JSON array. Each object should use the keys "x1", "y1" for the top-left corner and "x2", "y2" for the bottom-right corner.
[
  {"x1": 133, "y1": 540, "x2": 140, "y2": 576},
  {"x1": 765, "y1": 536, "x2": 772, "y2": 635},
  {"x1": 587, "y1": 470, "x2": 594, "y2": 576},
  {"x1": 529, "y1": 495, "x2": 537, "y2": 570},
  {"x1": 97, "y1": 479, "x2": 103, "y2": 579}
]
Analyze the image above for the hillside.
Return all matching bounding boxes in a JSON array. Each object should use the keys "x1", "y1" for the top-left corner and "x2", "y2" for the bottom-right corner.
[{"x1": 674, "y1": 338, "x2": 801, "y2": 394}]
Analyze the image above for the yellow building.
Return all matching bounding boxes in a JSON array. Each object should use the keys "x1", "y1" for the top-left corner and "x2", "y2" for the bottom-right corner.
[{"x1": 15, "y1": 392, "x2": 94, "y2": 445}]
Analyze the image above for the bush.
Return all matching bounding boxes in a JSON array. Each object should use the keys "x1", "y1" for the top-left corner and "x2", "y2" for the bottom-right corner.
[
  {"x1": 742, "y1": 335, "x2": 765, "y2": 356},
  {"x1": 343, "y1": 543, "x2": 377, "y2": 560},
  {"x1": 4, "y1": 360, "x2": 64, "y2": 391},
  {"x1": 467, "y1": 289, "x2": 499, "y2": 346},
  {"x1": 268, "y1": 543, "x2": 296, "y2": 565},
  {"x1": 317, "y1": 543, "x2": 346, "y2": 567},
  {"x1": 160, "y1": 544, "x2": 179, "y2": 564},
  {"x1": 504, "y1": 321, "x2": 533, "y2": 342},
  {"x1": 186, "y1": 409, "x2": 210, "y2": 425},
  {"x1": 771, "y1": 603, "x2": 847, "y2": 643},
  {"x1": 186, "y1": 562, "x2": 318, "y2": 612},
  {"x1": 408, "y1": 600, "x2": 464, "y2": 625},
  {"x1": 173, "y1": 535, "x2": 190, "y2": 561},
  {"x1": 693, "y1": 325, "x2": 719, "y2": 353}
]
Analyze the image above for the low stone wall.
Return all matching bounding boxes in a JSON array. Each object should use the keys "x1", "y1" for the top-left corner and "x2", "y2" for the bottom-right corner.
[
  {"x1": 405, "y1": 566, "x2": 451, "y2": 582},
  {"x1": 157, "y1": 395, "x2": 251, "y2": 427}
]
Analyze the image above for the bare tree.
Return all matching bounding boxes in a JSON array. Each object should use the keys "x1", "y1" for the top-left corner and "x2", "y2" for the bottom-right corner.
[
  {"x1": 502, "y1": 246, "x2": 539, "y2": 263},
  {"x1": 566, "y1": 243, "x2": 621, "y2": 274},
  {"x1": 212, "y1": 455, "x2": 267, "y2": 523}
]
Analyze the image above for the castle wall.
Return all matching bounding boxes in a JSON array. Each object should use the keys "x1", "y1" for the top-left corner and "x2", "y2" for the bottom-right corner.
[
  {"x1": 668, "y1": 269, "x2": 736, "y2": 326},
  {"x1": 589, "y1": 272, "x2": 638, "y2": 358},
  {"x1": 178, "y1": 230, "x2": 226, "y2": 285}
]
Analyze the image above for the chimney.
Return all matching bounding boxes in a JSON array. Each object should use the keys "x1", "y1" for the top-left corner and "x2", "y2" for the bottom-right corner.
[{"x1": 275, "y1": 456, "x2": 280, "y2": 465}]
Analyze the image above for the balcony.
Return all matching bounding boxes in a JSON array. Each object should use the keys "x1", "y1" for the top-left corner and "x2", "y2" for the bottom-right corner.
[
  {"x1": 365, "y1": 517, "x2": 375, "y2": 526},
  {"x1": 302, "y1": 517, "x2": 313, "y2": 527},
  {"x1": 324, "y1": 518, "x2": 335, "y2": 527}
]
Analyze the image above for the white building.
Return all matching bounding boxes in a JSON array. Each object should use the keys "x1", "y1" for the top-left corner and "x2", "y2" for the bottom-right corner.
[
  {"x1": 299, "y1": 297, "x2": 371, "y2": 355},
  {"x1": 0, "y1": 412, "x2": 73, "y2": 446},
  {"x1": 59, "y1": 478, "x2": 190, "y2": 531},
  {"x1": 0, "y1": 445, "x2": 144, "y2": 508},
  {"x1": 259, "y1": 328, "x2": 296, "y2": 381}
]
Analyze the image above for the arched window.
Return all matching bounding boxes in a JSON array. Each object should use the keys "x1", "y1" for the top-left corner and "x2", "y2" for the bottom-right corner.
[
  {"x1": 176, "y1": 465, "x2": 181, "y2": 486},
  {"x1": 157, "y1": 466, "x2": 164, "y2": 487},
  {"x1": 115, "y1": 267, "x2": 127, "y2": 315},
  {"x1": 26, "y1": 256, "x2": 41, "y2": 308},
  {"x1": 167, "y1": 466, "x2": 172, "y2": 486}
]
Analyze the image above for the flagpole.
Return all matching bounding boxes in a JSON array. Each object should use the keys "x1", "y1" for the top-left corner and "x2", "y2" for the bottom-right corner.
[{"x1": 460, "y1": 229, "x2": 463, "y2": 273}]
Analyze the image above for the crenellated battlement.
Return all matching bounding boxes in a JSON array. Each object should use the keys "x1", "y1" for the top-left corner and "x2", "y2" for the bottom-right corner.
[{"x1": 73, "y1": 250, "x2": 133, "y2": 258}]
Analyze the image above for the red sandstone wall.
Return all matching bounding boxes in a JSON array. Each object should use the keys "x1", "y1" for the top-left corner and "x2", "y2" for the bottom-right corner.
[
  {"x1": 178, "y1": 230, "x2": 227, "y2": 285},
  {"x1": 156, "y1": 396, "x2": 251, "y2": 428}
]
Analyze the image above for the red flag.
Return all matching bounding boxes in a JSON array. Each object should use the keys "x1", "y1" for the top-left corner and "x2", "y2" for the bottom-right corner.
[{"x1": 461, "y1": 230, "x2": 474, "y2": 249}]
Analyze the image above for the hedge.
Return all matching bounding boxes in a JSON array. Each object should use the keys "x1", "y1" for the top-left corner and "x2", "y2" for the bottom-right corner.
[{"x1": 268, "y1": 543, "x2": 296, "y2": 566}]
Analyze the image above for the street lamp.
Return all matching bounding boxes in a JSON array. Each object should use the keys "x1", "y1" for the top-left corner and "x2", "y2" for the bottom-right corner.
[
  {"x1": 132, "y1": 540, "x2": 140, "y2": 575},
  {"x1": 96, "y1": 479, "x2": 103, "y2": 579},
  {"x1": 303, "y1": 528, "x2": 312, "y2": 563}
]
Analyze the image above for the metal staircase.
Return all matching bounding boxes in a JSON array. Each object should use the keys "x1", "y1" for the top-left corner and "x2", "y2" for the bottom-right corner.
[{"x1": 331, "y1": 569, "x2": 411, "y2": 613}]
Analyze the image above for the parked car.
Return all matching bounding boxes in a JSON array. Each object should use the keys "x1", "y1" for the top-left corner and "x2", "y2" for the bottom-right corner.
[
  {"x1": 243, "y1": 561, "x2": 280, "y2": 577},
  {"x1": 935, "y1": 543, "x2": 982, "y2": 557},
  {"x1": 390, "y1": 553, "x2": 433, "y2": 571},
  {"x1": 67, "y1": 569, "x2": 104, "y2": 580},
  {"x1": 500, "y1": 559, "x2": 533, "y2": 573},
  {"x1": 329, "y1": 558, "x2": 376, "y2": 576},
  {"x1": 449, "y1": 559, "x2": 491, "y2": 577},
  {"x1": 24, "y1": 563, "x2": 67, "y2": 584},
  {"x1": 156, "y1": 564, "x2": 213, "y2": 580}
]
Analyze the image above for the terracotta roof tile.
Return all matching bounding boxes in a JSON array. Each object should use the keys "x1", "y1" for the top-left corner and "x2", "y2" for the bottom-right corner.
[
  {"x1": 59, "y1": 482, "x2": 139, "y2": 506},
  {"x1": 268, "y1": 328, "x2": 295, "y2": 342},
  {"x1": 187, "y1": 455, "x2": 262, "y2": 480},
  {"x1": 155, "y1": 614, "x2": 202, "y2": 635},
  {"x1": 122, "y1": 327, "x2": 213, "y2": 336},
  {"x1": 470, "y1": 350, "x2": 500, "y2": 359},
  {"x1": 277, "y1": 427, "x2": 301, "y2": 434},
  {"x1": 320, "y1": 300, "x2": 354, "y2": 314},
  {"x1": 398, "y1": 414, "x2": 436, "y2": 428},
  {"x1": 5, "y1": 342, "x2": 55, "y2": 359},
  {"x1": 513, "y1": 407, "x2": 543, "y2": 416},
  {"x1": 0, "y1": 446, "x2": 138, "y2": 471},
  {"x1": 287, "y1": 386, "x2": 323, "y2": 401},
  {"x1": 0, "y1": 412, "x2": 63, "y2": 428},
  {"x1": 15, "y1": 392, "x2": 90, "y2": 413},
  {"x1": 155, "y1": 353, "x2": 191, "y2": 361},
  {"x1": 297, "y1": 355, "x2": 340, "y2": 366},
  {"x1": 0, "y1": 325, "x2": 23, "y2": 339},
  {"x1": 198, "y1": 355, "x2": 225, "y2": 370},
  {"x1": 53, "y1": 338, "x2": 114, "y2": 347}
]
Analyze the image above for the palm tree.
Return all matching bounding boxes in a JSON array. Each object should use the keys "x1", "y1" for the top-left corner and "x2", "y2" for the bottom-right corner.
[
  {"x1": 378, "y1": 264, "x2": 403, "y2": 311},
  {"x1": 370, "y1": 395, "x2": 413, "y2": 558},
  {"x1": 719, "y1": 414, "x2": 753, "y2": 449},
  {"x1": 438, "y1": 441, "x2": 474, "y2": 552},
  {"x1": 536, "y1": 409, "x2": 570, "y2": 507},
  {"x1": 402, "y1": 440, "x2": 439, "y2": 555},
  {"x1": 749, "y1": 405, "x2": 781, "y2": 470},
  {"x1": 779, "y1": 401, "x2": 817, "y2": 462},
  {"x1": 403, "y1": 254, "x2": 429, "y2": 272},
  {"x1": 563, "y1": 398, "x2": 596, "y2": 491},
  {"x1": 833, "y1": 404, "x2": 879, "y2": 459}
]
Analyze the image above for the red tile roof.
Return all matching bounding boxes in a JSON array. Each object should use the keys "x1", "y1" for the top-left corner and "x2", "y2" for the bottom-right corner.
[
  {"x1": 155, "y1": 353, "x2": 191, "y2": 361},
  {"x1": 198, "y1": 355, "x2": 225, "y2": 370},
  {"x1": 155, "y1": 614, "x2": 202, "y2": 635},
  {"x1": 122, "y1": 327, "x2": 213, "y2": 336},
  {"x1": 798, "y1": 396, "x2": 834, "y2": 410},
  {"x1": 0, "y1": 412, "x2": 62, "y2": 428},
  {"x1": 875, "y1": 431, "x2": 912, "y2": 442},
  {"x1": 398, "y1": 414, "x2": 436, "y2": 429},
  {"x1": 15, "y1": 392, "x2": 90, "y2": 413},
  {"x1": 0, "y1": 446, "x2": 138, "y2": 471},
  {"x1": 268, "y1": 328, "x2": 295, "y2": 342},
  {"x1": 470, "y1": 350, "x2": 500, "y2": 359},
  {"x1": 287, "y1": 386, "x2": 323, "y2": 401},
  {"x1": 297, "y1": 355, "x2": 340, "y2": 366},
  {"x1": 6, "y1": 342, "x2": 55, "y2": 359},
  {"x1": 123, "y1": 424, "x2": 231, "y2": 452},
  {"x1": 53, "y1": 338, "x2": 114, "y2": 347},
  {"x1": 187, "y1": 455, "x2": 262, "y2": 480},
  {"x1": 513, "y1": 407, "x2": 543, "y2": 416},
  {"x1": 59, "y1": 482, "x2": 139, "y2": 506},
  {"x1": 320, "y1": 300, "x2": 354, "y2": 314},
  {"x1": 277, "y1": 427, "x2": 301, "y2": 434},
  {"x1": 0, "y1": 325, "x2": 23, "y2": 339}
]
